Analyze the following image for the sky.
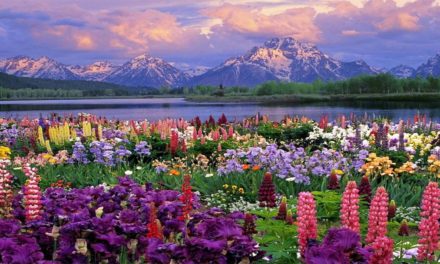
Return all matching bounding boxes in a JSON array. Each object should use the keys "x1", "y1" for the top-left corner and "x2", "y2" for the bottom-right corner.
[{"x1": 1, "y1": 0, "x2": 440, "y2": 69}]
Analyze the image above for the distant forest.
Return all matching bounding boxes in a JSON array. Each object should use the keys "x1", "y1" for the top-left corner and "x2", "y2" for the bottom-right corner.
[
  {"x1": 186, "y1": 74, "x2": 440, "y2": 96},
  {"x1": 1, "y1": 72, "x2": 440, "y2": 99},
  {"x1": 0, "y1": 72, "x2": 152, "y2": 99}
]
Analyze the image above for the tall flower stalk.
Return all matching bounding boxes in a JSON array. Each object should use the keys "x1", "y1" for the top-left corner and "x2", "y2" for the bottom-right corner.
[
  {"x1": 370, "y1": 236, "x2": 394, "y2": 264},
  {"x1": 258, "y1": 172, "x2": 276, "y2": 208},
  {"x1": 366, "y1": 187, "x2": 389, "y2": 244},
  {"x1": 340, "y1": 181, "x2": 360, "y2": 233},
  {"x1": 146, "y1": 203, "x2": 163, "y2": 240},
  {"x1": 22, "y1": 164, "x2": 43, "y2": 222},
  {"x1": 297, "y1": 192, "x2": 317, "y2": 257},
  {"x1": 417, "y1": 182, "x2": 440, "y2": 261},
  {"x1": 179, "y1": 174, "x2": 193, "y2": 221},
  {"x1": 0, "y1": 159, "x2": 13, "y2": 218}
]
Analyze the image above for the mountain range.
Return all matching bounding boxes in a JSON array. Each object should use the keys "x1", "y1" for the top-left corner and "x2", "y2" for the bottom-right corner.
[{"x1": 1, "y1": 37, "x2": 439, "y2": 88}]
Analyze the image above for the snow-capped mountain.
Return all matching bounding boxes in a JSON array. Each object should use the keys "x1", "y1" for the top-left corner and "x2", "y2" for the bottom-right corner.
[
  {"x1": 104, "y1": 54, "x2": 189, "y2": 87},
  {"x1": 68, "y1": 61, "x2": 117, "y2": 81},
  {"x1": 170, "y1": 63, "x2": 210, "y2": 77},
  {"x1": 414, "y1": 54, "x2": 440, "y2": 78},
  {"x1": 0, "y1": 56, "x2": 78, "y2": 80},
  {"x1": 2, "y1": 44, "x2": 439, "y2": 89},
  {"x1": 387, "y1": 65, "x2": 415, "y2": 79},
  {"x1": 190, "y1": 37, "x2": 380, "y2": 87}
]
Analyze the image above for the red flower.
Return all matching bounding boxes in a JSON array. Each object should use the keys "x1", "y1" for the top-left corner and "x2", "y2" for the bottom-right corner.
[
  {"x1": 179, "y1": 174, "x2": 193, "y2": 221},
  {"x1": 243, "y1": 213, "x2": 257, "y2": 236},
  {"x1": 327, "y1": 172, "x2": 340, "y2": 190},
  {"x1": 388, "y1": 200, "x2": 396, "y2": 220},
  {"x1": 147, "y1": 203, "x2": 163, "y2": 240},
  {"x1": 398, "y1": 220, "x2": 409, "y2": 236},
  {"x1": 170, "y1": 130, "x2": 179, "y2": 155},
  {"x1": 359, "y1": 175, "x2": 372, "y2": 204},
  {"x1": 275, "y1": 196, "x2": 287, "y2": 220},
  {"x1": 258, "y1": 172, "x2": 276, "y2": 208}
]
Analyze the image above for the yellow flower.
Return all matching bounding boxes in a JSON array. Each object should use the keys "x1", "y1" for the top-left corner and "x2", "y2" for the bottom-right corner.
[
  {"x1": 223, "y1": 184, "x2": 229, "y2": 189},
  {"x1": 231, "y1": 185, "x2": 237, "y2": 190},
  {"x1": 333, "y1": 169, "x2": 344, "y2": 175},
  {"x1": 0, "y1": 146, "x2": 11, "y2": 159},
  {"x1": 42, "y1": 153, "x2": 53, "y2": 160},
  {"x1": 238, "y1": 188, "x2": 244, "y2": 194}
]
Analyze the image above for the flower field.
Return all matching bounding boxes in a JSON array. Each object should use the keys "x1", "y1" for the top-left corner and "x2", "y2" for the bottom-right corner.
[{"x1": 1, "y1": 113, "x2": 440, "y2": 263}]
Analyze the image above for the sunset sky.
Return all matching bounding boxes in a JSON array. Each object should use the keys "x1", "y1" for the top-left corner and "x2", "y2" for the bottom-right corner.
[{"x1": 1, "y1": 0, "x2": 440, "y2": 69}]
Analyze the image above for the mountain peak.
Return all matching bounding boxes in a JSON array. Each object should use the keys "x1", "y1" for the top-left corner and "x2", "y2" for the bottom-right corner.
[
  {"x1": 191, "y1": 37, "x2": 377, "y2": 87},
  {"x1": 104, "y1": 54, "x2": 188, "y2": 87},
  {"x1": 263, "y1": 37, "x2": 315, "y2": 51}
]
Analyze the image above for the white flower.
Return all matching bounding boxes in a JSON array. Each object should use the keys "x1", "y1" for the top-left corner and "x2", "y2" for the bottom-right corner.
[
  {"x1": 285, "y1": 177, "x2": 296, "y2": 182},
  {"x1": 125, "y1": 170, "x2": 133, "y2": 176},
  {"x1": 205, "y1": 173, "x2": 214, "y2": 178},
  {"x1": 136, "y1": 166, "x2": 142, "y2": 170}
]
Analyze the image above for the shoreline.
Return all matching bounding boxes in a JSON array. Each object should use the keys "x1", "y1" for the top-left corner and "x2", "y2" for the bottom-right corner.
[
  {"x1": 185, "y1": 93, "x2": 440, "y2": 104},
  {"x1": 1, "y1": 92, "x2": 440, "y2": 103}
]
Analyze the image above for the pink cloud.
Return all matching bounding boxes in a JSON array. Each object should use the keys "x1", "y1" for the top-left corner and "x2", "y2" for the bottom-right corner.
[
  {"x1": 202, "y1": 4, "x2": 321, "y2": 42},
  {"x1": 341, "y1": 29, "x2": 361, "y2": 36},
  {"x1": 375, "y1": 12, "x2": 420, "y2": 31}
]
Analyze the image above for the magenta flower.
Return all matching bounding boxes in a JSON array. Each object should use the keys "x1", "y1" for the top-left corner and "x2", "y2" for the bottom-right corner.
[
  {"x1": 366, "y1": 187, "x2": 389, "y2": 244},
  {"x1": 297, "y1": 192, "x2": 317, "y2": 256},
  {"x1": 370, "y1": 236, "x2": 393, "y2": 264},
  {"x1": 340, "y1": 181, "x2": 360, "y2": 233},
  {"x1": 417, "y1": 182, "x2": 440, "y2": 261}
]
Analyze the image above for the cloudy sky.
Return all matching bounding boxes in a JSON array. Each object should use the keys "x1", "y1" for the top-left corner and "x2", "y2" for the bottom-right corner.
[{"x1": 1, "y1": 0, "x2": 439, "y2": 69}]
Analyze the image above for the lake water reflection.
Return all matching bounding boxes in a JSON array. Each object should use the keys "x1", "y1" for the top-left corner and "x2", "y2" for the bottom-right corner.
[{"x1": 1, "y1": 98, "x2": 439, "y2": 121}]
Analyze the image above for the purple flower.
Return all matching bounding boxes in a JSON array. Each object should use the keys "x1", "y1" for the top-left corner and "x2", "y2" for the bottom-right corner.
[{"x1": 134, "y1": 141, "x2": 151, "y2": 157}]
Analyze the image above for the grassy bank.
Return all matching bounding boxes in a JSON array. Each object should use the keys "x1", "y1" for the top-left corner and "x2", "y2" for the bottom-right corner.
[
  {"x1": 186, "y1": 92, "x2": 440, "y2": 103},
  {"x1": 0, "y1": 94, "x2": 183, "y2": 101}
]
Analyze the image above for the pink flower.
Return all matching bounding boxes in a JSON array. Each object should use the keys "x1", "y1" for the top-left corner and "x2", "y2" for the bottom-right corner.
[
  {"x1": 297, "y1": 192, "x2": 317, "y2": 257},
  {"x1": 340, "y1": 181, "x2": 360, "y2": 233},
  {"x1": 366, "y1": 187, "x2": 389, "y2": 244},
  {"x1": 22, "y1": 164, "x2": 43, "y2": 222},
  {"x1": 0, "y1": 159, "x2": 13, "y2": 218},
  {"x1": 370, "y1": 236, "x2": 394, "y2": 264},
  {"x1": 170, "y1": 130, "x2": 179, "y2": 155},
  {"x1": 417, "y1": 182, "x2": 440, "y2": 261}
]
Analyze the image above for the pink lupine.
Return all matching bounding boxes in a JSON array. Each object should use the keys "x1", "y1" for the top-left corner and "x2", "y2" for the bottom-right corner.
[
  {"x1": 170, "y1": 130, "x2": 179, "y2": 155},
  {"x1": 366, "y1": 187, "x2": 389, "y2": 244},
  {"x1": 23, "y1": 164, "x2": 43, "y2": 222},
  {"x1": 297, "y1": 192, "x2": 317, "y2": 257},
  {"x1": 0, "y1": 159, "x2": 13, "y2": 218},
  {"x1": 417, "y1": 182, "x2": 440, "y2": 261},
  {"x1": 221, "y1": 127, "x2": 228, "y2": 141},
  {"x1": 340, "y1": 181, "x2": 360, "y2": 233},
  {"x1": 228, "y1": 126, "x2": 234, "y2": 138},
  {"x1": 192, "y1": 128, "x2": 198, "y2": 141},
  {"x1": 370, "y1": 236, "x2": 394, "y2": 264},
  {"x1": 212, "y1": 130, "x2": 220, "y2": 141}
]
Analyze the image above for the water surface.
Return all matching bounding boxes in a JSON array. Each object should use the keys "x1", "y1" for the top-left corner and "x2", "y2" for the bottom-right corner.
[{"x1": 1, "y1": 98, "x2": 439, "y2": 121}]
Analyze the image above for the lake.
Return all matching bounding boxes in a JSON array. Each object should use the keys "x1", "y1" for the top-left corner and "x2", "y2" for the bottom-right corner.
[{"x1": 1, "y1": 98, "x2": 439, "y2": 121}]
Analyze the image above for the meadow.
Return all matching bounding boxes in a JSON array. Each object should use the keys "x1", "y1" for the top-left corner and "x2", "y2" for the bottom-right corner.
[{"x1": 1, "y1": 112, "x2": 440, "y2": 263}]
